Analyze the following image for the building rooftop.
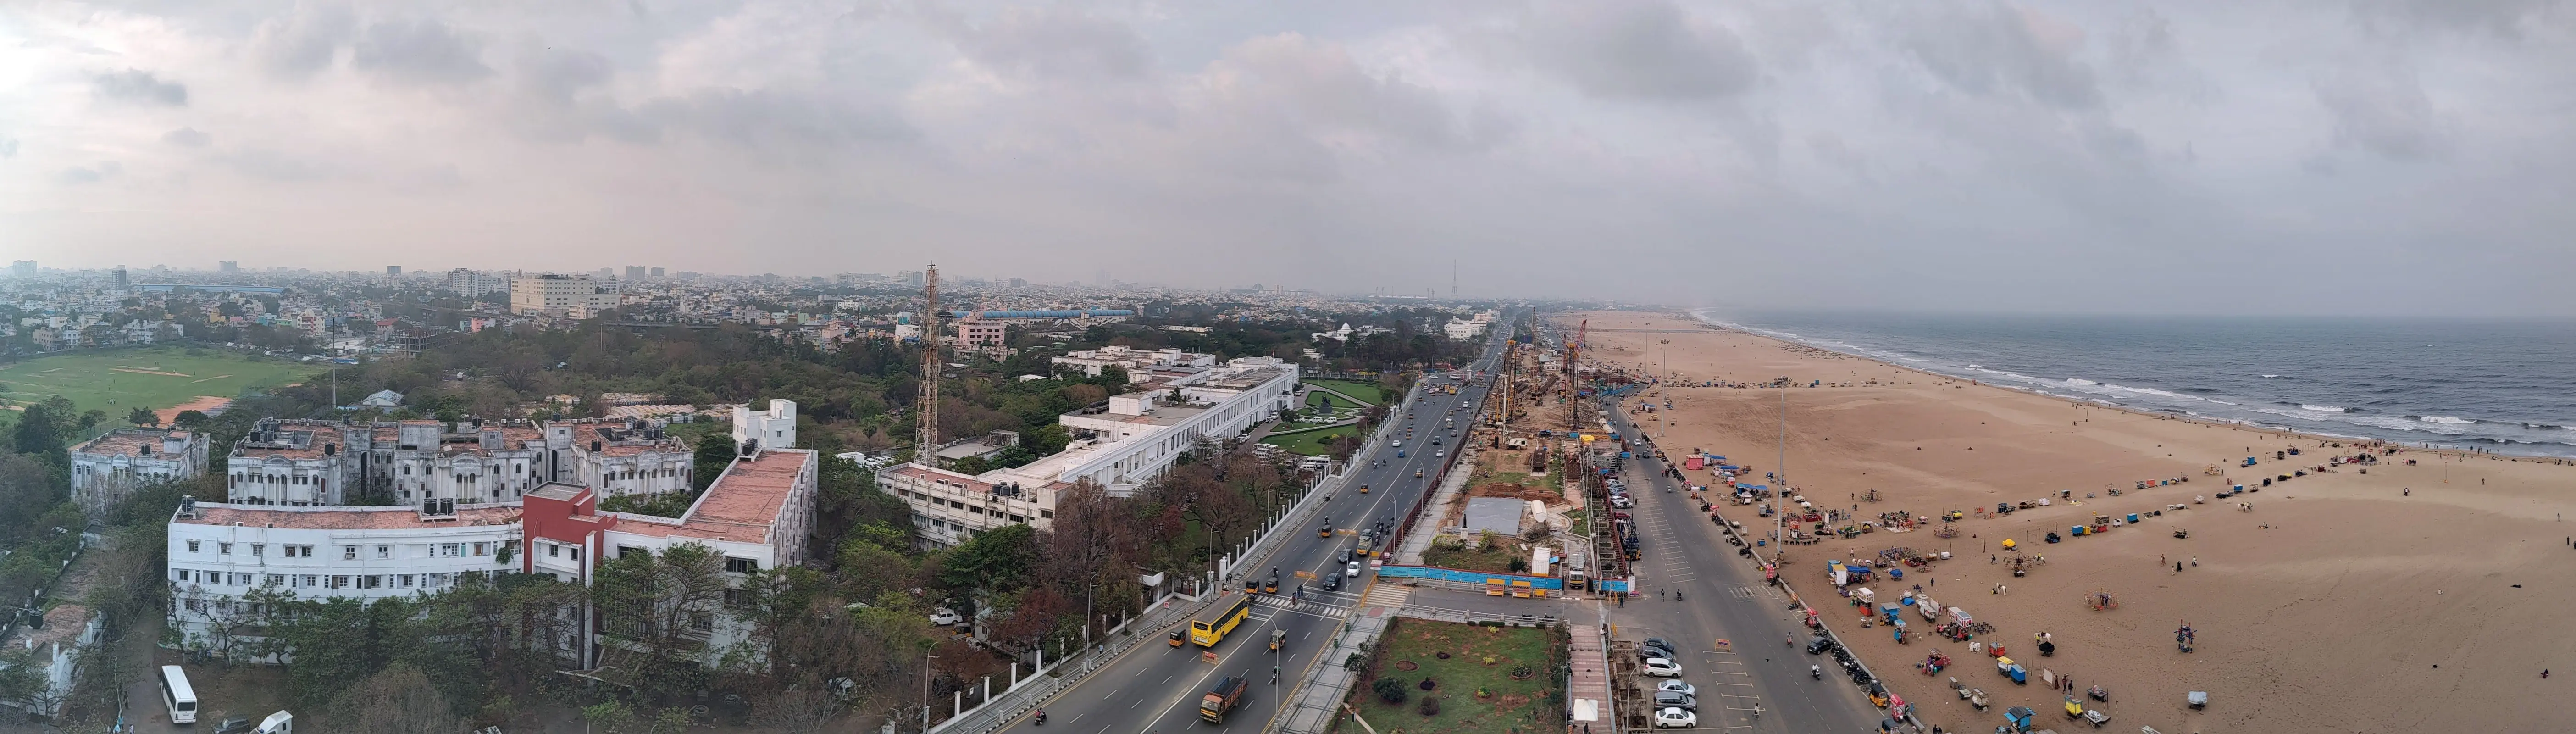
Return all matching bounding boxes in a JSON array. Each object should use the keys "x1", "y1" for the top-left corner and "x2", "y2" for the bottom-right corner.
[
  {"x1": 72, "y1": 428, "x2": 193, "y2": 460},
  {"x1": 2, "y1": 604, "x2": 94, "y2": 651},
  {"x1": 616, "y1": 450, "x2": 811, "y2": 545},
  {"x1": 175, "y1": 502, "x2": 522, "y2": 530}
]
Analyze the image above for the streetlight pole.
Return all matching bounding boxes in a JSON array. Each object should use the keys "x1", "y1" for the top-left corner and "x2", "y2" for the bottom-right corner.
[{"x1": 921, "y1": 652, "x2": 940, "y2": 734}]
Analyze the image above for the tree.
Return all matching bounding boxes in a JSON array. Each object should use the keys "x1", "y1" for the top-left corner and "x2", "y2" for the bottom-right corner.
[
  {"x1": 1043, "y1": 480, "x2": 1140, "y2": 636},
  {"x1": 172, "y1": 410, "x2": 211, "y2": 429},
  {"x1": 1373, "y1": 678, "x2": 1409, "y2": 704},
  {"x1": 126, "y1": 406, "x2": 159, "y2": 427},
  {"x1": 327, "y1": 663, "x2": 462, "y2": 734},
  {"x1": 695, "y1": 434, "x2": 739, "y2": 490},
  {"x1": 938, "y1": 524, "x2": 1038, "y2": 594},
  {"x1": 750, "y1": 676, "x2": 848, "y2": 734},
  {"x1": 593, "y1": 543, "x2": 732, "y2": 699}
]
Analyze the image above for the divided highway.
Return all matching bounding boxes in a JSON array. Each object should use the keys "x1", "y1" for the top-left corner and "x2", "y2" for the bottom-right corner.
[
  {"x1": 1007, "y1": 320, "x2": 1515, "y2": 734},
  {"x1": 1601, "y1": 399, "x2": 1888, "y2": 733}
]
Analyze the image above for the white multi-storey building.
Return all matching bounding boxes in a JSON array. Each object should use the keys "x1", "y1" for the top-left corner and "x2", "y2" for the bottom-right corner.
[
  {"x1": 879, "y1": 357, "x2": 1298, "y2": 547},
  {"x1": 167, "y1": 448, "x2": 819, "y2": 668},
  {"x1": 69, "y1": 428, "x2": 209, "y2": 516},
  {"x1": 732, "y1": 399, "x2": 797, "y2": 450},
  {"x1": 510, "y1": 273, "x2": 619, "y2": 317},
  {"x1": 446, "y1": 268, "x2": 510, "y2": 298},
  {"x1": 1049, "y1": 345, "x2": 1215, "y2": 380},
  {"x1": 228, "y1": 416, "x2": 697, "y2": 509}
]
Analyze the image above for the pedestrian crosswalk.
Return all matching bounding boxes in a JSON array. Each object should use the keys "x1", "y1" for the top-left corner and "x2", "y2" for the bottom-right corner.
[
  {"x1": 1359, "y1": 583, "x2": 1412, "y2": 608},
  {"x1": 1254, "y1": 592, "x2": 1356, "y2": 618}
]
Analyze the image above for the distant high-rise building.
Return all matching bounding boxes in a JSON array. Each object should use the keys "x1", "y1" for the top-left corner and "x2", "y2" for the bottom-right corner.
[
  {"x1": 596, "y1": 267, "x2": 616, "y2": 279},
  {"x1": 8, "y1": 261, "x2": 33, "y2": 278},
  {"x1": 447, "y1": 268, "x2": 509, "y2": 299},
  {"x1": 218, "y1": 261, "x2": 239, "y2": 272},
  {"x1": 511, "y1": 274, "x2": 619, "y2": 318},
  {"x1": 114, "y1": 267, "x2": 128, "y2": 289},
  {"x1": 387, "y1": 266, "x2": 403, "y2": 276},
  {"x1": 649, "y1": 267, "x2": 665, "y2": 278},
  {"x1": 898, "y1": 270, "x2": 925, "y2": 287},
  {"x1": 626, "y1": 266, "x2": 646, "y2": 279},
  {"x1": 1009, "y1": 278, "x2": 1027, "y2": 288}
]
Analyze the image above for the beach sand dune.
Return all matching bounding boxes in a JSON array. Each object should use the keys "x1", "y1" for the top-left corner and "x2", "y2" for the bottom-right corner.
[{"x1": 1566, "y1": 311, "x2": 2576, "y2": 733}]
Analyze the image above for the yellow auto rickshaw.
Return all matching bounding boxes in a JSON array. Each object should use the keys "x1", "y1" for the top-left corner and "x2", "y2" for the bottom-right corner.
[{"x1": 1270, "y1": 629, "x2": 1287, "y2": 653}]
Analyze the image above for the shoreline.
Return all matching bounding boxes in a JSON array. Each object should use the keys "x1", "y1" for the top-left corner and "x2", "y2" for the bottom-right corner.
[
  {"x1": 1685, "y1": 309, "x2": 2576, "y2": 460},
  {"x1": 1679, "y1": 310, "x2": 2576, "y2": 467}
]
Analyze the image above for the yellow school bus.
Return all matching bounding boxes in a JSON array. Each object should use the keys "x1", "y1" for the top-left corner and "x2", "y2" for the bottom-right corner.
[{"x1": 1190, "y1": 595, "x2": 1252, "y2": 647}]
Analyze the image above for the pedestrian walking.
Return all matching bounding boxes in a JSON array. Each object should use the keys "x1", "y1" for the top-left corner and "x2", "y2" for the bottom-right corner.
[{"x1": 2191, "y1": 556, "x2": 2198, "y2": 567}]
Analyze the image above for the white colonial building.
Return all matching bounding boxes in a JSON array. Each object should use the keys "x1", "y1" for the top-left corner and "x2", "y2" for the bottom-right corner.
[
  {"x1": 226, "y1": 416, "x2": 694, "y2": 510},
  {"x1": 167, "y1": 448, "x2": 819, "y2": 669},
  {"x1": 69, "y1": 428, "x2": 209, "y2": 516},
  {"x1": 732, "y1": 399, "x2": 798, "y2": 450},
  {"x1": 879, "y1": 357, "x2": 1299, "y2": 547}
]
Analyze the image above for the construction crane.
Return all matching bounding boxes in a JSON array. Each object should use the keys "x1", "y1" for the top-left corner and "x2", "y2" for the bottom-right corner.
[
  {"x1": 914, "y1": 265, "x2": 942, "y2": 464},
  {"x1": 1565, "y1": 318, "x2": 1587, "y2": 378}
]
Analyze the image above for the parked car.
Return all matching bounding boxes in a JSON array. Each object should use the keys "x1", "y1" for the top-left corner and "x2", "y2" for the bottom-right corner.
[
  {"x1": 1656, "y1": 680, "x2": 1696, "y2": 697},
  {"x1": 1643, "y1": 637, "x2": 1679, "y2": 655},
  {"x1": 1653, "y1": 707, "x2": 1697, "y2": 728},
  {"x1": 1806, "y1": 635, "x2": 1838, "y2": 655},
  {"x1": 1642, "y1": 657, "x2": 1682, "y2": 678},
  {"x1": 1652, "y1": 691, "x2": 1697, "y2": 712},
  {"x1": 930, "y1": 607, "x2": 964, "y2": 626}
]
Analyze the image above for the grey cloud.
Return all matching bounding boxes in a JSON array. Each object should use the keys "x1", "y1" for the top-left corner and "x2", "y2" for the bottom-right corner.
[
  {"x1": 93, "y1": 68, "x2": 188, "y2": 106},
  {"x1": 516, "y1": 45, "x2": 613, "y2": 103},
  {"x1": 163, "y1": 127, "x2": 212, "y2": 147},
  {"x1": 2314, "y1": 70, "x2": 2449, "y2": 160},
  {"x1": 943, "y1": 6, "x2": 1151, "y2": 79},
  {"x1": 249, "y1": 2, "x2": 355, "y2": 79},
  {"x1": 2354, "y1": 0, "x2": 2567, "y2": 39},
  {"x1": 1517, "y1": 0, "x2": 1759, "y2": 101},
  {"x1": 354, "y1": 18, "x2": 491, "y2": 86},
  {"x1": 639, "y1": 88, "x2": 913, "y2": 147},
  {"x1": 58, "y1": 161, "x2": 120, "y2": 184},
  {"x1": 1205, "y1": 34, "x2": 1489, "y2": 152},
  {"x1": 1898, "y1": 2, "x2": 2102, "y2": 110}
]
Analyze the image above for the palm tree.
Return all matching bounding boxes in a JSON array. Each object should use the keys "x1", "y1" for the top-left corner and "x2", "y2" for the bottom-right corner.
[{"x1": 126, "y1": 406, "x2": 159, "y2": 427}]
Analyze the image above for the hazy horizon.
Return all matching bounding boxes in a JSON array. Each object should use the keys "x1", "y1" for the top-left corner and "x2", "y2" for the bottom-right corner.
[{"x1": 7, "y1": 1, "x2": 2575, "y2": 317}]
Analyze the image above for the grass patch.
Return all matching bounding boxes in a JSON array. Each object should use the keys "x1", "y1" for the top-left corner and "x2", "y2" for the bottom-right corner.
[
  {"x1": 0, "y1": 346, "x2": 316, "y2": 422},
  {"x1": 1261, "y1": 428, "x2": 1351, "y2": 457},
  {"x1": 1346, "y1": 619, "x2": 1563, "y2": 734},
  {"x1": 1305, "y1": 379, "x2": 1383, "y2": 406},
  {"x1": 1420, "y1": 534, "x2": 1530, "y2": 574}
]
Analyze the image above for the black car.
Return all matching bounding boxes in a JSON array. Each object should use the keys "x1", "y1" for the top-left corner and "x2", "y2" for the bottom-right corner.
[
  {"x1": 1806, "y1": 635, "x2": 1838, "y2": 655},
  {"x1": 1642, "y1": 637, "x2": 1679, "y2": 656},
  {"x1": 1322, "y1": 574, "x2": 1342, "y2": 591},
  {"x1": 1339, "y1": 548, "x2": 1354, "y2": 563}
]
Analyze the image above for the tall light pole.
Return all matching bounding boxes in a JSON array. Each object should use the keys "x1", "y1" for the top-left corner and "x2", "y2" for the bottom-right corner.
[{"x1": 921, "y1": 652, "x2": 940, "y2": 733}]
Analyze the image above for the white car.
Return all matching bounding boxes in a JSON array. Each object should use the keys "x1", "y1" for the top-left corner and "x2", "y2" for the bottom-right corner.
[
  {"x1": 1642, "y1": 657, "x2": 1682, "y2": 678},
  {"x1": 1653, "y1": 707, "x2": 1696, "y2": 728},
  {"x1": 1391, "y1": 440, "x2": 1402, "y2": 447},
  {"x1": 929, "y1": 607, "x2": 964, "y2": 626},
  {"x1": 1656, "y1": 680, "x2": 1696, "y2": 697},
  {"x1": 1346, "y1": 561, "x2": 1363, "y2": 577}
]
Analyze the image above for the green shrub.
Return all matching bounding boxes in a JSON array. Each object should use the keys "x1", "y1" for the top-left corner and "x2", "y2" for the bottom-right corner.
[{"x1": 1373, "y1": 678, "x2": 1409, "y2": 704}]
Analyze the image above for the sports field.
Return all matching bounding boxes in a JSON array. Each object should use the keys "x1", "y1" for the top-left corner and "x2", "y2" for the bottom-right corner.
[{"x1": 0, "y1": 347, "x2": 318, "y2": 424}]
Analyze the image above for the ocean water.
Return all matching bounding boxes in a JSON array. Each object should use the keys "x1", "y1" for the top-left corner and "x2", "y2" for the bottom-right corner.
[{"x1": 1695, "y1": 311, "x2": 2576, "y2": 457}]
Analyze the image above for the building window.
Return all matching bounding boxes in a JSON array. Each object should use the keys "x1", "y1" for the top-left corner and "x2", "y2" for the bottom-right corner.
[
  {"x1": 1041, "y1": 509, "x2": 1054, "y2": 519},
  {"x1": 233, "y1": 573, "x2": 254, "y2": 586},
  {"x1": 440, "y1": 543, "x2": 460, "y2": 557},
  {"x1": 548, "y1": 544, "x2": 560, "y2": 558},
  {"x1": 618, "y1": 545, "x2": 646, "y2": 558},
  {"x1": 330, "y1": 575, "x2": 350, "y2": 589},
  {"x1": 265, "y1": 574, "x2": 284, "y2": 587},
  {"x1": 173, "y1": 569, "x2": 190, "y2": 583},
  {"x1": 185, "y1": 598, "x2": 206, "y2": 612},
  {"x1": 300, "y1": 575, "x2": 317, "y2": 588},
  {"x1": 569, "y1": 546, "x2": 581, "y2": 561},
  {"x1": 187, "y1": 539, "x2": 201, "y2": 553},
  {"x1": 376, "y1": 544, "x2": 390, "y2": 559},
  {"x1": 725, "y1": 557, "x2": 759, "y2": 574},
  {"x1": 360, "y1": 575, "x2": 383, "y2": 589},
  {"x1": 218, "y1": 542, "x2": 233, "y2": 555},
  {"x1": 344, "y1": 545, "x2": 359, "y2": 560},
  {"x1": 472, "y1": 542, "x2": 490, "y2": 556},
  {"x1": 251, "y1": 543, "x2": 264, "y2": 557},
  {"x1": 400, "y1": 574, "x2": 415, "y2": 588}
]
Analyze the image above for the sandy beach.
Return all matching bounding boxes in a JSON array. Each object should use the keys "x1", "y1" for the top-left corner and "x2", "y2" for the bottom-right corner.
[{"x1": 1564, "y1": 310, "x2": 2576, "y2": 733}]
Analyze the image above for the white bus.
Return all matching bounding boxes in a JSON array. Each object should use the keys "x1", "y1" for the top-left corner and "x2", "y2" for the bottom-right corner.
[{"x1": 159, "y1": 665, "x2": 198, "y2": 723}]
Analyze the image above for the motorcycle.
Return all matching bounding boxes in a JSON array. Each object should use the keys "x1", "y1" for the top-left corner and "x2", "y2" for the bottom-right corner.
[
  {"x1": 1812, "y1": 665, "x2": 1823, "y2": 680},
  {"x1": 1035, "y1": 710, "x2": 1047, "y2": 725}
]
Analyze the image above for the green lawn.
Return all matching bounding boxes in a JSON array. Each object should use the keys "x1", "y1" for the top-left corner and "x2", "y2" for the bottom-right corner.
[
  {"x1": 1348, "y1": 619, "x2": 1564, "y2": 734},
  {"x1": 1421, "y1": 536, "x2": 1528, "y2": 574},
  {"x1": 1305, "y1": 379, "x2": 1384, "y2": 406},
  {"x1": 1261, "y1": 428, "x2": 1352, "y2": 456},
  {"x1": 0, "y1": 347, "x2": 317, "y2": 425}
]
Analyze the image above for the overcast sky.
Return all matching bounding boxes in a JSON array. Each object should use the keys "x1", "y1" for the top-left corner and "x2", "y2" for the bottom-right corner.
[{"x1": 4, "y1": 1, "x2": 2573, "y2": 315}]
